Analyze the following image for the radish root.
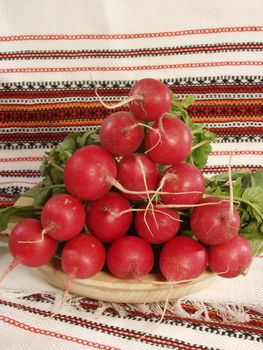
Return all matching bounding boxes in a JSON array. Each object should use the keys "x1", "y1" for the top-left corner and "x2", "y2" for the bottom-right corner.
[
  {"x1": 109, "y1": 177, "x2": 202, "y2": 197},
  {"x1": 50, "y1": 274, "x2": 74, "y2": 318},
  {"x1": 117, "y1": 207, "x2": 182, "y2": 223},
  {"x1": 95, "y1": 89, "x2": 144, "y2": 109},
  {"x1": 0, "y1": 257, "x2": 21, "y2": 283},
  {"x1": 137, "y1": 157, "x2": 158, "y2": 234},
  {"x1": 18, "y1": 221, "x2": 59, "y2": 244}
]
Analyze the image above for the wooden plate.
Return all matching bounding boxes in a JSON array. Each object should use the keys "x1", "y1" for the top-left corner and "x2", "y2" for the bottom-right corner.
[
  {"x1": 36, "y1": 259, "x2": 213, "y2": 303},
  {"x1": 8, "y1": 196, "x2": 215, "y2": 304}
]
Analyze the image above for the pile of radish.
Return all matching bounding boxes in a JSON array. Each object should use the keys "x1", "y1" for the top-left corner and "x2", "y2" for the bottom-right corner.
[{"x1": 3, "y1": 78, "x2": 253, "y2": 290}]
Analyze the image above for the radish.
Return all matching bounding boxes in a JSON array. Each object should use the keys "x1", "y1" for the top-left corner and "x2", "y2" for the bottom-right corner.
[
  {"x1": 0, "y1": 218, "x2": 58, "y2": 281},
  {"x1": 159, "y1": 236, "x2": 208, "y2": 282},
  {"x1": 116, "y1": 153, "x2": 159, "y2": 201},
  {"x1": 145, "y1": 115, "x2": 192, "y2": 165},
  {"x1": 51, "y1": 232, "x2": 106, "y2": 314},
  {"x1": 41, "y1": 194, "x2": 85, "y2": 241},
  {"x1": 190, "y1": 197, "x2": 240, "y2": 246},
  {"x1": 129, "y1": 78, "x2": 173, "y2": 122},
  {"x1": 99, "y1": 111, "x2": 144, "y2": 156},
  {"x1": 106, "y1": 236, "x2": 154, "y2": 279},
  {"x1": 208, "y1": 235, "x2": 252, "y2": 278},
  {"x1": 135, "y1": 204, "x2": 180, "y2": 244},
  {"x1": 63, "y1": 145, "x2": 117, "y2": 201},
  {"x1": 86, "y1": 192, "x2": 133, "y2": 243},
  {"x1": 61, "y1": 233, "x2": 106, "y2": 279},
  {"x1": 159, "y1": 163, "x2": 205, "y2": 207},
  {"x1": 9, "y1": 218, "x2": 58, "y2": 266}
]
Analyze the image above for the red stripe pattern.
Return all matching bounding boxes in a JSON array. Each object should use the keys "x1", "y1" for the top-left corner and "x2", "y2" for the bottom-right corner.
[{"x1": 0, "y1": 26, "x2": 262, "y2": 41}]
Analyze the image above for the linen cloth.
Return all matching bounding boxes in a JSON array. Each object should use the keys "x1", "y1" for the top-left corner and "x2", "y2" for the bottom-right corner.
[{"x1": 0, "y1": 0, "x2": 263, "y2": 349}]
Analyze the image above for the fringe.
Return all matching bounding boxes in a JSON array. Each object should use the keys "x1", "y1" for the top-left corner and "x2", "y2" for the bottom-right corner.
[{"x1": 0, "y1": 287, "x2": 260, "y2": 323}]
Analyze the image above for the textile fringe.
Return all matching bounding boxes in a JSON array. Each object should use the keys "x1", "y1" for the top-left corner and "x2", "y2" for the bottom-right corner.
[{"x1": 0, "y1": 288, "x2": 260, "y2": 324}]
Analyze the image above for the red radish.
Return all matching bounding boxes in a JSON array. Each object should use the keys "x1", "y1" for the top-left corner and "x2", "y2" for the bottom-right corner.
[
  {"x1": 107, "y1": 236, "x2": 154, "y2": 279},
  {"x1": 63, "y1": 145, "x2": 117, "y2": 201},
  {"x1": 208, "y1": 235, "x2": 252, "y2": 278},
  {"x1": 51, "y1": 233, "x2": 106, "y2": 314},
  {"x1": 41, "y1": 194, "x2": 85, "y2": 241},
  {"x1": 99, "y1": 111, "x2": 144, "y2": 156},
  {"x1": 8, "y1": 218, "x2": 58, "y2": 267},
  {"x1": 116, "y1": 153, "x2": 159, "y2": 201},
  {"x1": 129, "y1": 78, "x2": 172, "y2": 122},
  {"x1": 145, "y1": 115, "x2": 192, "y2": 165},
  {"x1": 86, "y1": 192, "x2": 133, "y2": 243},
  {"x1": 61, "y1": 233, "x2": 106, "y2": 279},
  {"x1": 135, "y1": 204, "x2": 180, "y2": 244},
  {"x1": 190, "y1": 197, "x2": 240, "y2": 246},
  {"x1": 160, "y1": 163, "x2": 205, "y2": 207},
  {"x1": 0, "y1": 218, "x2": 58, "y2": 282},
  {"x1": 159, "y1": 236, "x2": 208, "y2": 282}
]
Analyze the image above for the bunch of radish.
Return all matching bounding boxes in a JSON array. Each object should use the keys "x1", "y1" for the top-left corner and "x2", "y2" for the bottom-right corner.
[{"x1": 3, "y1": 78, "x2": 253, "y2": 291}]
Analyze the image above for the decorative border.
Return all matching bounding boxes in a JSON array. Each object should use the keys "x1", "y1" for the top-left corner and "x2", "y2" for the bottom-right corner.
[
  {"x1": 0, "y1": 26, "x2": 262, "y2": 41},
  {"x1": 1, "y1": 42, "x2": 262, "y2": 60},
  {"x1": 1, "y1": 61, "x2": 263, "y2": 74},
  {"x1": 1, "y1": 75, "x2": 262, "y2": 91}
]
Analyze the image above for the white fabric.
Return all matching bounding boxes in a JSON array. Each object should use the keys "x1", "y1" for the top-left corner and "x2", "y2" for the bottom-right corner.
[
  {"x1": 0, "y1": 1, "x2": 263, "y2": 349},
  {"x1": 0, "y1": 246, "x2": 263, "y2": 350},
  {"x1": 1, "y1": 0, "x2": 263, "y2": 82}
]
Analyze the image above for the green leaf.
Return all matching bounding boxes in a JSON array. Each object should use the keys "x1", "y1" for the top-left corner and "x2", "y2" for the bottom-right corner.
[
  {"x1": 206, "y1": 170, "x2": 251, "y2": 185},
  {"x1": 22, "y1": 183, "x2": 66, "y2": 207},
  {"x1": 189, "y1": 142, "x2": 212, "y2": 169},
  {"x1": 232, "y1": 177, "x2": 243, "y2": 197},
  {"x1": 25, "y1": 187, "x2": 51, "y2": 207},
  {"x1": 240, "y1": 209, "x2": 250, "y2": 224},
  {"x1": 0, "y1": 206, "x2": 41, "y2": 231},
  {"x1": 50, "y1": 168, "x2": 64, "y2": 184},
  {"x1": 240, "y1": 222, "x2": 263, "y2": 255},
  {"x1": 170, "y1": 94, "x2": 216, "y2": 169},
  {"x1": 180, "y1": 95, "x2": 196, "y2": 109},
  {"x1": 77, "y1": 130, "x2": 100, "y2": 147},
  {"x1": 252, "y1": 170, "x2": 263, "y2": 187},
  {"x1": 242, "y1": 187, "x2": 263, "y2": 222}
]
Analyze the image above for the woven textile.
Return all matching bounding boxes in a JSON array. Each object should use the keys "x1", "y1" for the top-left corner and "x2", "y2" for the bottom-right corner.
[{"x1": 0, "y1": 0, "x2": 263, "y2": 349}]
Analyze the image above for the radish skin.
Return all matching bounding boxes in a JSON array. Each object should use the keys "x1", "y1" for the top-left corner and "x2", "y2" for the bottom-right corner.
[
  {"x1": 160, "y1": 163, "x2": 205, "y2": 207},
  {"x1": 0, "y1": 218, "x2": 58, "y2": 282},
  {"x1": 159, "y1": 236, "x2": 208, "y2": 282},
  {"x1": 61, "y1": 233, "x2": 106, "y2": 279},
  {"x1": 107, "y1": 236, "x2": 154, "y2": 279},
  {"x1": 41, "y1": 194, "x2": 86, "y2": 241},
  {"x1": 208, "y1": 235, "x2": 252, "y2": 278},
  {"x1": 145, "y1": 115, "x2": 192, "y2": 165},
  {"x1": 135, "y1": 204, "x2": 180, "y2": 244},
  {"x1": 116, "y1": 153, "x2": 159, "y2": 201},
  {"x1": 86, "y1": 192, "x2": 133, "y2": 243},
  {"x1": 63, "y1": 145, "x2": 117, "y2": 201},
  {"x1": 99, "y1": 111, "x2": 144, "y2": 156},
  {"x1": 190, "y1": 197, "x2": 240, "y2": 246},
  {"x1": 129, "y1": 78, "x2": 172, "y2": 122}
]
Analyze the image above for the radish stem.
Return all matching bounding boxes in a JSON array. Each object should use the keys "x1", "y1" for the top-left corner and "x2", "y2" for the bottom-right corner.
[
  {"x1": 46, "y1": 155, "x2": 64, "y2": 172},
  {"x1": 228, "y1": 152, "x2": 235, "y2": 220},
  {"x1": 191, "y1": 140, "x2": 210, "y2": 151}
]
